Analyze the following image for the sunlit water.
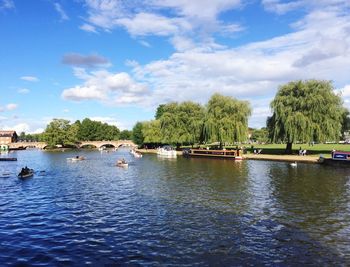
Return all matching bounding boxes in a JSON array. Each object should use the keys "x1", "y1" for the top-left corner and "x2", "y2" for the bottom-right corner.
[{"x1": 0, "y1": 148, "x2": 349, "y2": 266}]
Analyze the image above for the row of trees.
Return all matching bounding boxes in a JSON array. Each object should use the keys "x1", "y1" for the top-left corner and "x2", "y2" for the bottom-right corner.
[
  {"x1": 18, "y1": 79, "x2": 349, "y2": 154},
  {"x1": 133, "y1": 80, "x2": 348, "y2": 153},
  {"x1": 132, "y1": 93, "x2": 251, "y2": 148},
  {"x1": 20, "y1": 118, "x2": 132, "y2": 148}
]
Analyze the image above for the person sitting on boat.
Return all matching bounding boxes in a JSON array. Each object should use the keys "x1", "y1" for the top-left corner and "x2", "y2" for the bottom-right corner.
[
  {"x1": 20, "y1": 167, "x2": 29, "y2": 176},
  {"x1": 76, "y1": 155, "x2": 79, "y2": 159}
]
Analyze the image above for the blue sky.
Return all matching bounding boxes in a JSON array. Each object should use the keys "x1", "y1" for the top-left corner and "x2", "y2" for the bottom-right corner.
[{"x1": 1, "y1": 0, "x2": 350, "y2": 133}]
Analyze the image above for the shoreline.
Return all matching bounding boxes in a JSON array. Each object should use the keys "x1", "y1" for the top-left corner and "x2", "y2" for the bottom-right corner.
[{"x1": 136, "y1": 149, "x2": 321, "y2": 164}]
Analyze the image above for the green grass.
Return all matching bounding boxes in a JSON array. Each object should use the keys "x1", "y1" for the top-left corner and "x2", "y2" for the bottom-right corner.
[{"x1": 247, "y1": 143, "x2": 350, "y2": 155}]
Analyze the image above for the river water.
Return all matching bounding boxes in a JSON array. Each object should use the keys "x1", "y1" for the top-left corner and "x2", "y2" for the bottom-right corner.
[{"x1": 0, "y1": 148, "x2": 349, "y2": 266}]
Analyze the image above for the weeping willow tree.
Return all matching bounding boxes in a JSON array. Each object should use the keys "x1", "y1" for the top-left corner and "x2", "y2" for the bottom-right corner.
[
  {"x1": 159, "y1": 101, "x2": 205, "y2": 147},
  {"x1": 269, "y1": 80, "x2": 344, "y2": 154},
  {"x1": 203, "y1": 93, "x2": 251, "y2": 147},
  {"x1": 142, "y1": 120, "x2": 162, "y2": 144}
]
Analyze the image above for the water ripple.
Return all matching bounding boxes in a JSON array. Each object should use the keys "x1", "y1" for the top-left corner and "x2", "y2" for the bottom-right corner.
[{"x1": 0, "y1": 150, "x2": 349, "y2": 265}]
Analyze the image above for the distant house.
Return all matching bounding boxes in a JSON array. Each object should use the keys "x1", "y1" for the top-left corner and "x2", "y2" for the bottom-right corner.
[{"x1": 0, "y1": 131, "x2": 18, "y2": 144}]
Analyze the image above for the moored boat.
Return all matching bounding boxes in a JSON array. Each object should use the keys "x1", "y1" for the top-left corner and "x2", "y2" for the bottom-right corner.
[
  {"x1": 319, "y1": 151, "x2": 350, "y2": 166},
  {"x1": 157, "y1": 146, "x2": 177, "y2": 158},
  {"x1": 0, "y1": 157, "x2": 17, "y2": 161},
  {"x1": 183, "y1": 148, "x2": 242, "y2": 160}
]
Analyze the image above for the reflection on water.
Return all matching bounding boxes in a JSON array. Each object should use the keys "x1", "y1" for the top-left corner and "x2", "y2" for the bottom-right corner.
[{"x1": 0, "y1": 149, "x2": 349, "y2": 266}]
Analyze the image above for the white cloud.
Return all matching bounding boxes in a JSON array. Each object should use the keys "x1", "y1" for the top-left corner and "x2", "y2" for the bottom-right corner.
[
  {"x1": 73, "y1": 0, "x2": 350, "y2": 128},
  {"x1": 0, "y1": 103, "x2": 18, "y2": 112},
  {"x1": 0, "y1": 0, "x2": 14, "y2": 11},
  {"x1": 18, "y1": 88, "x2": 30, "y2": 94},
  {"x1": 262, "y1": 0, "x2": 303, "y2": 15},
  {"x1": 54, "y1": 3, "x2": 69, "y2": 21},
  {"x1": 81, "y1": 0, "x2": 243, "y2": 50},
  {"x1": 20, "y1": 76, "x2": 39, "y2": 82},
  {"x1": 32, "y1": 128, "x2": 44, "y2": 134},
  {"x1": 139, "y1": 40, "x2": 151, "y2": 47},
  {"x1": 152, "y1": 0, "x2": 242, "y2": 19},
  {"x1": 62, "y1": 69, "x2": 150, "y2": 105},
  {"x1": 89, "y1": 116, "x2": 119, "y2": 126},
  {"x1": 6, "y1": 103, "x2": 17, "y2": 111},
  {"x1": 3, "y1": 123, "x2": 30, "y2": 133},
  {"x1": 79, "y1": 23, "x2": 97, "y2": 33}
]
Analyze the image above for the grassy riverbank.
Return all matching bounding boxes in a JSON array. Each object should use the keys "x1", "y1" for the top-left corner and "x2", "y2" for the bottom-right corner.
[
  {"x1": 136, "y1": 148, "x2": 320, "y2": 163},
  {"x1": 246, "y1": 143, "x2": 350, "y2": 156}
]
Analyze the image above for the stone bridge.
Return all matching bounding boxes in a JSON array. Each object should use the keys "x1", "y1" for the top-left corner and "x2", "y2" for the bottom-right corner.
[
  {"x1": 79, "y1": 140, "x2": 135, "y2": 148},
  {"x1": 9, "y1": 140, "x2": 136, "y2": 150}
]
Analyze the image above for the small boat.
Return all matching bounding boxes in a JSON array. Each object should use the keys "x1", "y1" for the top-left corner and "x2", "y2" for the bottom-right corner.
[
  {"x1": 116, "y1": 159, "x2": 128, "y2": 167},
  {"x1": 67, "y1": 156, "x2": 86, "y2": 161},
  {"x1": 130, "y1": 149, "x2": 142, "y2": 158},
  {"x1": 157, "y1": 146, "x2": 177, "y2": 158},
  {"x1": 18, "y1": 168, "x2": 34, "y2": 179},
  {"x1": 134, "y1": 152, "x2": 142, "y2": 158},
  {"x1": 319, "y1": 151, "x2": 350, "y2": 166}
]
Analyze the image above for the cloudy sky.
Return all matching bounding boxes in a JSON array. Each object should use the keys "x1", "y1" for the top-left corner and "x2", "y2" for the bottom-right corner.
[{"x1": 1, "y1": 0, "x2": 350, "y2": 133}]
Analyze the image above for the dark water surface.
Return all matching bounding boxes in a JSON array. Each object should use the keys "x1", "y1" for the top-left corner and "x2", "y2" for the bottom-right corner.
[{"x1": 0, "y1": 149, "x2": 349, "y2": 266}]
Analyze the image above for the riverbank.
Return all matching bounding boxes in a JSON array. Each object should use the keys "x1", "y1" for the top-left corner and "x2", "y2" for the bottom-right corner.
[
  {"x1": 136, "y1": 149, "x2": 321, "y2": 163},
  {"x1": 244, "y1": 153, "x2": 319, "y2": 163}
]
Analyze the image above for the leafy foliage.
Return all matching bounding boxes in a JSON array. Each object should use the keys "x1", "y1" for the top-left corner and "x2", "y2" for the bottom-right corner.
[
  {"x1": 44, "y1": 119, "x2": 72, "y2": 147},
  {"x1": 269, "y1": 80, "x2": 344, "y2": 153},
  {"x1": 132, "y1": 122, "x2": 144, "y2": 145},
  {"x1": 120, "y1": 130, "x2": 132, "y2": 140},
  {"x1": 159, "y1": 101, "x2": 205, "y2": 146},
  {"x1": 142, "y1": 120, "x2": 162, "y2": 143},
  {"x1": 203, "y1": 93, "x2": 251, "y2": 146},
  {"x1": 42, "y1": 118, "x2": 121, "y2": 147},
  {"x1": 251, "y1": 128, "x2": 269, "y2": 143},
  {"x1": 77, "y1": 118, "x2": 120, "y2": 141}
]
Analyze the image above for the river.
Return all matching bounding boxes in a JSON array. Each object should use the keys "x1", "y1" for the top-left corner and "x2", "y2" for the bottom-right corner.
[{"x1": 0, "y1": 148, "x2": 349, "y2": 266}]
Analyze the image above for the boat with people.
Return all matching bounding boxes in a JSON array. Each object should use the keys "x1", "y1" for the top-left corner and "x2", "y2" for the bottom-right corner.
[
  {"x1": 18, "y1": 167, "x2": 34, "y2": 179},
  {"x1": 157, "y1": 146, "x2": 177, "y2": 158},
  {"x1": 319, "y1": 151, "x2": 350, "y2": 166},
  {"x1": 183, "y1": 148, "x2": 243, "y2": 160},
  {"x1": 116, "y1": 159, "x2": 128, "y2": 167},
  {"x1": 130, "y1": 149, "x2": 142, "y2": 158},
  {"x1": 67, "y1": 156, "x2": 86, "y2": 161}
]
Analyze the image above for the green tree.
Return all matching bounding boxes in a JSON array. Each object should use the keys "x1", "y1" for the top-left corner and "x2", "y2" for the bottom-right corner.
[
  {"x1": 159, "y1": 101, "x2": 205, "y2": 147},
  {"x1": 203, "y1": 93, "x2": 251, "y2": 147},
  {"x1": 120, "y1": 130, "x2": 132, "y2": 140},
  {"x1": 132, "y1": 122, "x2": 144, "y2": 145},
  {"x1": 269, "y1": 80, "x2": 344, "y2": 153},
  {"x1": 155, "y1": 104, "x2": 166, "y2": 119},
  {"x1": 251, "y1": 128, "x2": 269, "y2": 143},
  {"x1": 142, "y1": 120, "x2": 162, "y2": 143},
  {"x1": 341, "y1": 108, "x2": 350, "y2": 137},
  {"x1": 43, "y1": 119, "x2": 71, "y2": 147}
]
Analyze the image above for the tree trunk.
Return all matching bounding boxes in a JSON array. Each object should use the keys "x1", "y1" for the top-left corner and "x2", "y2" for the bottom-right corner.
[{"x1": 285, "y1": 142, "x2": 293, "y2": 154}]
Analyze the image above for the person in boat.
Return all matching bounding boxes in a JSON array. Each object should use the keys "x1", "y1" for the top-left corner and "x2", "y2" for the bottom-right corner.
[
  {"x1": 76, "y1": 155, "x2": 79, "y2": 159},
  {"x1": 19, "y1": 167, "x2": 30, "y2": 176}
]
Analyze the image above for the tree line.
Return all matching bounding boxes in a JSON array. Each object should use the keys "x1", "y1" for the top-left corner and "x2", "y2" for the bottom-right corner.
[
  {"x1": 19, "y1": 118, "x2": 132, "y2": 148},
  {"x1": 132, "y1": 93, "x2": 251, "y2": 149},
  {"x1": 18, "y1": 80, "x2": 350, "y2": 154},
  {"x1": 134, "y1": 80, "x2": 349, "y2": 153}
]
